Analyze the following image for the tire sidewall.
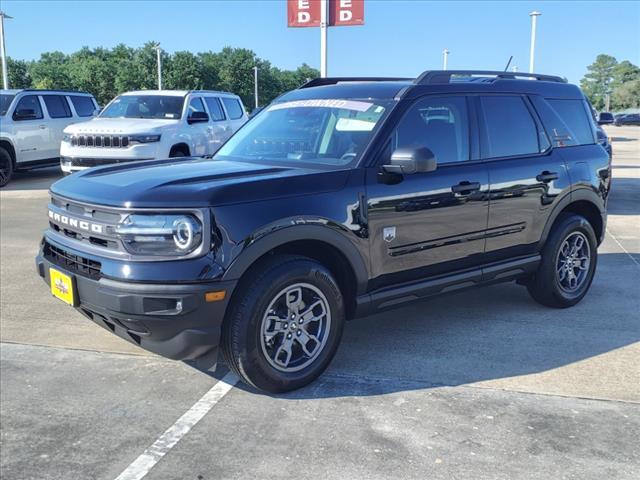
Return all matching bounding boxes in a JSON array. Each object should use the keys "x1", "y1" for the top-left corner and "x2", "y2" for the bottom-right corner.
[
  {"x1": 231, "y1": 258, "x2": 345, "y2": 392},
  {"x1": 544, "y1": 215, "x2": 598, "y2": 305},
  {"x1": 0, "y1": 148, "x2": 13, "y2": 187}
]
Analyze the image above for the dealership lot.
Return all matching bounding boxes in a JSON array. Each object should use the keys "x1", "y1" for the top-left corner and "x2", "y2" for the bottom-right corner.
[{"x1": 1, "y1": 127, "x2": 639, "y2": 479}]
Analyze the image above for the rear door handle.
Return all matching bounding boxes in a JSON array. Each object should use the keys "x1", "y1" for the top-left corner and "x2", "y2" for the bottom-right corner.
[
  {"x1": 451, "y1": 181, "x2": 481, "y2": 194},
  {"x1": 536, "y1": 171, "x2": 559, "y2": 183},
  {"x1": 38, "y1": 125, "x2": 47, "y2": 129}
]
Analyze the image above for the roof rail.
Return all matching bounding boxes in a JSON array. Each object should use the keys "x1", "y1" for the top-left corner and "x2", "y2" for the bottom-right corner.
[
  {"x1": 415, "y1": 70, "x2": 567, "y2": 85},
  {"x1": 22, "y1": 88, "x2": 94, "y2": 95},
  {"x1": 299, "y1": 77, "x2": 412, "y2": 89}
]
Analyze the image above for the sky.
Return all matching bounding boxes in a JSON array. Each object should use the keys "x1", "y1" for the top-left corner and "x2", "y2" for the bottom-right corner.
[{"x1": 2, "y1": 0, "x2": 639, "y2": 84}]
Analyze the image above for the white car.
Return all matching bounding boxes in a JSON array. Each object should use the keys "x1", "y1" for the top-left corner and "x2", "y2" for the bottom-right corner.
[
  {"x1": 0, "y1": 89, "x2": 99, "y2": 186},
  {"x1": 60, "y1": 90, "x2": 248, "y2": 174}
]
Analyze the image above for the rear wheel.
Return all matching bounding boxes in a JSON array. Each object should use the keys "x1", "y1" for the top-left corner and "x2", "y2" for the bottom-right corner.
[
  {"x1": 0, "y1": 147, "x2": 14, "y2": 187},
  {"x1": 222, "y1": 255, "x2": 345, "y2": 393},
  {"x1": 527, "y1": 214, "x2": 598, "y2": 308}
]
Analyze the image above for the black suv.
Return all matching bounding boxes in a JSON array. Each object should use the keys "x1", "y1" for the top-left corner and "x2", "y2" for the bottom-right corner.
[{"x1": 36, "y1": 71, "x2": 611, "y2": 392}]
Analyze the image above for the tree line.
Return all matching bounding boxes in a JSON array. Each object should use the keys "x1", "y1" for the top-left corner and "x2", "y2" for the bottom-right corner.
[
  {"x1": 580, "y1": 54, "x2": 640, "y2": 111},
  {"x1": 1, "y1": 42, "x2": 319, "y2": 109},
  {"x1": 2, "y1": 45, "x2": 638, "y2": 113}
]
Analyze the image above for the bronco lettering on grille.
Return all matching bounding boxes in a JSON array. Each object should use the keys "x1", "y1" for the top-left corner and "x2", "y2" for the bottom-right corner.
[{"x1": 48, "y1": 210, "x2": 104, "y2": 234}]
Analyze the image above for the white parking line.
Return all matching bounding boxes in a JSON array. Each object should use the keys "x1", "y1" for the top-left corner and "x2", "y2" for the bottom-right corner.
[
  {"x1": 114, "y1": 371, "x2": 239, "y2": 480},
  {"x1": 607, "y1": 228, "x2": 640, "y2": 267}
]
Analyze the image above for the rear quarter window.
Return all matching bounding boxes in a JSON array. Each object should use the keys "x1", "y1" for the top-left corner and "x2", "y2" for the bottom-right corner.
[
  {"x1": 70, "y1": 95, "x2": 96, "y2": 117},
  {"x1": 221, "y1": 97, "x2": 244, "y2": 120},
  {"x1": 546, "y1": 99, "x2": 596, "y2": 146}
]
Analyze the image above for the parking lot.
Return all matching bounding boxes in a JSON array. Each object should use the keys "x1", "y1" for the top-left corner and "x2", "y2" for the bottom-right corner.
[{"x1": 1, "y1": 126, "x2": 639, "y2": 479}]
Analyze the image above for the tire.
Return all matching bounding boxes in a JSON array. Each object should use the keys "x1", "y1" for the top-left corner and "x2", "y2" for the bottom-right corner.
[
  {"x1": 169, "y1": 147, "x2": 188, "y2": 158},
  {"x1": 527, "y1": 214, "x2": 598, "y2": 308},
  {"x1": 221, "y1": 254, "x2": 345, "y2": 393},
  {"x1": 0, "y1": 147, "x2": 14, "y2": 188}
]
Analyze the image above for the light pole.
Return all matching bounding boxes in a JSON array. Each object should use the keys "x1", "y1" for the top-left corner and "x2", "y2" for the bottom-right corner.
[
  {"x1": 528, "y1": 11, "x2": 541, "y2": 73},
  {"x1": 320, "y1": 0, "x2": 328, "y2": 77},
  {"x1": 253, "y1": 66, "x2": 259, "y2": 109},
  {"x1": 153, "y1": 43, "x2": 162, "y2": 90},
  {"x1": 442, "y1": 49, "x2": 450, "y2": 70},
  {"x1": 0, "y1": 11, "x2": 13, "y2": 90}
]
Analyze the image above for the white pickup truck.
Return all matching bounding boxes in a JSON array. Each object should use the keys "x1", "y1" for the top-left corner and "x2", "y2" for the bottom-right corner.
[
  {"x1": 59, "y1": 90, "x2": 249, "y2": 174},
  {"x1": 0, "y1": 89, "x2": 99, "y2": 186}
]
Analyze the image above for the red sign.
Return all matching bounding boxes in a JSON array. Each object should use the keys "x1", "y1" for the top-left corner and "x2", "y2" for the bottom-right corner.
[
  {"x1": 329, "y1": 0, "x2": 364, "y2": 26},
  {"x1": 287, "y1": 0, "x2": 321, "y2": 28}
]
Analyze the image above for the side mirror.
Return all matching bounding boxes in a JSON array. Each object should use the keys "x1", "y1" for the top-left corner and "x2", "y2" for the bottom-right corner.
[
  {"x1": 382, "y1": 146, "x2": 437, "y2": 175},
  {"x1": 187, "y1": 111, "x2": 209, "y2": 124},
  {"x1": 13, "y1": 109, "x2": 38, "y2": 120}
]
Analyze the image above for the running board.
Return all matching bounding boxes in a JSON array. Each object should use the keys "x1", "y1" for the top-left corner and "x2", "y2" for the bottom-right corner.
[{"x1": 355, "y1": 255, "x2": 540, "y2": 317}]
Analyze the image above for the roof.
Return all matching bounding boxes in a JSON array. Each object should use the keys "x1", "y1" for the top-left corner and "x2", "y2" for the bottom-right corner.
[
  {"x1": 120, "y1": 90, "x2": 240, "y2": 97},
  {"x1": 281, "y1": 70, "x2": 583, "y2": 102},
  {"x1": 1, "y1": 89, "x2": 93, "y2": 95}
]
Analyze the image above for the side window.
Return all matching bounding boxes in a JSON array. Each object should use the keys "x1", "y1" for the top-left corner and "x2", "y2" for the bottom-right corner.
[
  {"x1": 43, "y1": 95, "x2": 72, "y2": 119},
  {"x1": 12, "y1": 95, "x2": 44, "y2": 121},
  {"x1": 392, "y1": 95, "x2": 469, "y2": 164},
  {"x1": 188, "y1": 97, "x2": 206, "y2": 116},
  {"x1": 221, "y1": 97, "x2": 244, "y2": 120},
  {"x1": 204, "y1": 97, "x2": 226, "y2": 121},
  {"x1": 546, "y1": 99, "x2": 596, "y2": 146},
  {"x1": 70, "y1": 96, "x2": 96, "y2": 117},
  {"x1": 480, "y1": 96, "x2": 542, "y2": 158}
]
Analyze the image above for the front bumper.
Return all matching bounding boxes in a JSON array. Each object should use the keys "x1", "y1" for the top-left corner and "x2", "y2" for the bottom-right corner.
[
  {"x1": 36, "y1": 243, "x2": 236, "y2": 370},
  {"x1": 60, "y1": 156, "x2": 155, "y2": 172}
]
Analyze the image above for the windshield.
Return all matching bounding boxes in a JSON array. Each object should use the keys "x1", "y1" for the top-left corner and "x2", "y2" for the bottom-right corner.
[
  {"x1": 0, "y1": 94, "x2": 15, "y2": 116},
  {"x1": 100, "y1": 95, "x2": 185, "y2": 119},
  {"x1": 215, "y1": 99, "x2": 392, "y2": 166}
]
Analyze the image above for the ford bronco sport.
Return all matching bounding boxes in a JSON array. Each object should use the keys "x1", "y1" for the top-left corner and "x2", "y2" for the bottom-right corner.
[{"x1": 36, "y1": 71, "x2": 611, "y2": 393}]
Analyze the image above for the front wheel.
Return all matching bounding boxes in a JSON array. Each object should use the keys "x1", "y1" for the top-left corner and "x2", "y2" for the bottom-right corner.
[
  {"x1": 0, "y1": 148, "x2": 14, "y2": 187},
  {"x1": 527, "y1": 214, "x2": 598, "y2": 308},
  {"x1": 221, "y1": 255, "x2": 345, "y2": 393}
]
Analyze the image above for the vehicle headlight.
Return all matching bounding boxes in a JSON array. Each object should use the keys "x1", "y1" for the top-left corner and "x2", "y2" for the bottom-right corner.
[
  {"x1": 62, "y1": 133, "x2": 73, "y2": 143},
  {"x1": 129, "y1": 134, "x2": 162, "y2": 144},
  {"x1": 115, "y1": 214, "x2": 202, "y2": 256}
]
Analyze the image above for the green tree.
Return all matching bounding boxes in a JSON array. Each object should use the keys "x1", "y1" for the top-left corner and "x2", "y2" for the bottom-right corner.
[
  {"x1": 28, "y1": 51, "x2": 72, "y2": 90},
  {"x1": 1, "y1": 58, "x2": 32, "y2": 89},
  {"x1": 580, "y1": 54, "x2": 618, "y2": 110},
  {"x1": 612, "y1": 79, "x2": 640, "y2": 109},
  {"x1": 165, "y1": 51, "x2": 203, "y2": 90}
]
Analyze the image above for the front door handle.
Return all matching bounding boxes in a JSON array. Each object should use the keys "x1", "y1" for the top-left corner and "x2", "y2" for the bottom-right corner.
[
  {"x1": 536, "y1": 171, "x2": 559, "y2": 183},
  {"x1": 38, "y1": 125, "x2": 47, "y2": 129},
  {"x1": 451, "y1": 181, "x2": 481, "y2": 194}
]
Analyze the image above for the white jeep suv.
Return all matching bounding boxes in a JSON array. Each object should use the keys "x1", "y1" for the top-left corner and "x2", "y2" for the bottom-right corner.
[
  {"x1": 60, "y1": 90, "x2": 248, "y2": 174},
  {"x1": 0, "y1": 89, "x2": 99, "y2": 186}
]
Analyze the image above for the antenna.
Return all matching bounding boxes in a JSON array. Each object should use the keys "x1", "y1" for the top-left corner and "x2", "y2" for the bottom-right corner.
[{"x1": 504, "y1": 56, "x2": 513, "y2": 72}]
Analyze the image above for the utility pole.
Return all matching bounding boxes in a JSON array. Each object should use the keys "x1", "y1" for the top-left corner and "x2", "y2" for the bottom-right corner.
[
  {"x1": 528, "y1": 11, "x2": 541, "y2": 73},
  {"x1": 253, "y1": 66, "x2": 259, "y2": 109},
  {"x1": 320, "y1": 0, "x2": 328, "y2": 77},
  {"x1": 442, "y1": 49, "x2": 450, "y2": 70},
  {"x1": 0, "y1": 11, "x2": 13, "y2": 90},
  {"x1": 153, "y1": 43, "x2": 162, "y2": 90}
]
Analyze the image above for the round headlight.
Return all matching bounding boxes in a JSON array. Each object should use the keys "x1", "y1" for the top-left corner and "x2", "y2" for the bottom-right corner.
[{"x1": 173, "y1": 217, "x2": 198, "y2": 250}]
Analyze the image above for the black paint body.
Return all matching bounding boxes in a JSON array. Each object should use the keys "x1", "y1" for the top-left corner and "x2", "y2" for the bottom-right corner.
[{"x1": 36, "y1": 77, "x2": 612, "y2": 367}]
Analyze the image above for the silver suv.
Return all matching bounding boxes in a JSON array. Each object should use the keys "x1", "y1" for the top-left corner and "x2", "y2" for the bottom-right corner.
[{"x1": 0, "y1": 89, "x2": 99, "y2": 187}]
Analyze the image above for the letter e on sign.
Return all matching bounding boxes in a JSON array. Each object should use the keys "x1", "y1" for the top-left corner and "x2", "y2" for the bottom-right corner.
[
  {"x1": 329, "y1": 0, "x2": 364, "y2": 26},
  {"x1": 288, "y1": 0, "x2": 321, "y2": 27}
]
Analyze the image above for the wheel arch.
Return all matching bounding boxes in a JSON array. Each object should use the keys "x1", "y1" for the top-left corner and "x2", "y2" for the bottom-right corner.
[
  {"x1": 169, "y1": 143, "x2": 191, "y2": 157},
  {"x1": 539, "y1": 188, "x2": 605, "y2": 248},
  {"x1": 223, "y1": 225, "x2": 370, "y2": 320}
]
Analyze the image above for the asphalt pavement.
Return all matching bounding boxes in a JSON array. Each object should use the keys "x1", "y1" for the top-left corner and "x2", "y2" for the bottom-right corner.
[{"x1": 1, "y1": 126, "x2": 639, "y2": 480}]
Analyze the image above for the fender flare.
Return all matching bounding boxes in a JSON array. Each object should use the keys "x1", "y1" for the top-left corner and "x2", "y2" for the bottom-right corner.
[
  {"x1": 222, "y1": 223, "x2": 370, "y2": 295},
  {"x1": 538, "y1": 187, "x2": 605, "y2": 247}
]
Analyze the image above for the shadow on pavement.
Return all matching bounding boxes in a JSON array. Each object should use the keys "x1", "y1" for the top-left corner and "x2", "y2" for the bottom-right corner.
[
  {"x1": 2, "y1": 166, "x2": 62, "y2": 191},
  {"x1": 200, "y1": 252, "x2": 639, "y2": 399}
]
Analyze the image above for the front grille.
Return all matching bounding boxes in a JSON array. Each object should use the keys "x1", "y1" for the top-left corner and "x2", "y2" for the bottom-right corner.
[
  {"x1": 44, "y1": 241, "x2": 102, "y2": 280},
  {"x1": 71, "y1": 134, "x2": 129, "y2": 148}
]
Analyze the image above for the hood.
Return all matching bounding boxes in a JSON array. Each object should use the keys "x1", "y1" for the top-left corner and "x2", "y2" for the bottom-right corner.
[
  {"x1": 64, "y1": 117, "x2": 178, "y2": 134},
  {"x1": 50, "y1": 158, "x2": 351, "y2": 208}
]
